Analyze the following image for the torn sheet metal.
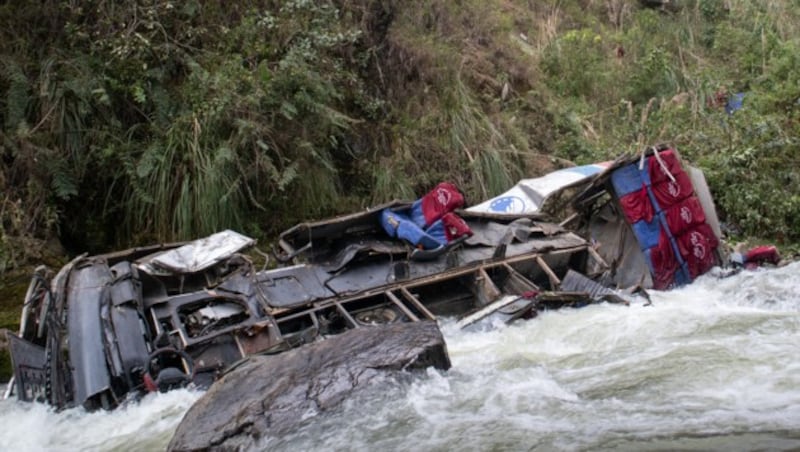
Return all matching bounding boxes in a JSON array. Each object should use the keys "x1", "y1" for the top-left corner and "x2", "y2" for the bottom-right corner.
[
  {"x1": 467, "y1": 163, "x2": 611, "y2": 215},
  {"x1": 465, "y1": 218, "x2": 565, "y2": 247},
  {"x1": 137, "y1": 230, "x2": 255, "y2": 275},
  {"x1": 560, "y1": 269, "x2": 630, "y2": 305},
  {"x1": 456, "y1": 294, "x2": 534, "y2": 329}
]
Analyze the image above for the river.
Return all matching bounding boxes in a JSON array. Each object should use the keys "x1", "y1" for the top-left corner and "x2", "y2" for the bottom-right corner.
[{"x1": 1, "y1": 262, "x2": 799, "y2": 451}]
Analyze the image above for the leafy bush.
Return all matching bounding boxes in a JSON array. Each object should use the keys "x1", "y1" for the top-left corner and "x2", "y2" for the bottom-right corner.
[{"x1": 541, "y1": 28, "x2": 608, "y2": 98}]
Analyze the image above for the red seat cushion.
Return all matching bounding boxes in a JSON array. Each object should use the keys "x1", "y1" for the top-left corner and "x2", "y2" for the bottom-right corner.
[
  {"x1": 412, "y1": 182, "x2": 465, "y2": 228},
  {"x1": 647, "y1": 231, "x2": 679, "y2": 290},
  {"x1": 618, "y1": 186, "x2": 654, "y2": 224},
  {"x1": 664, "y1": 196, "x2": 706, "y2": 236},
  {"x1": 651, "y1": 170, "x2": 693, "y2": 209},
  {"x1": 648, "y1": 149, "x2": 683, "y2": 185},
  {"x1": 676, "y1": 224, "x2": 719, "y2": 278}
]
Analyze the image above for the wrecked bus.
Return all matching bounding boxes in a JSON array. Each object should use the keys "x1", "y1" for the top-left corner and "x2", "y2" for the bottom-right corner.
[{"x1": 5, "y1": 146, "x2": 724, "y2": 411}]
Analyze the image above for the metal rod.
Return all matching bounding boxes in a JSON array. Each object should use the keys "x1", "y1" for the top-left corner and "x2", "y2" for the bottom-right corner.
[
  {"x1": 399, "y1": 287, "x2": 435, "y2": 320},
  {"x1": 535, "y1": 255, "x2": 561, "y2": 290},
  {"x1": 334, "y1": 303, "x2": 361, "y2": 328},
  {"x1": 385, "y1": 291, "x2": 420, "y2": 322}
]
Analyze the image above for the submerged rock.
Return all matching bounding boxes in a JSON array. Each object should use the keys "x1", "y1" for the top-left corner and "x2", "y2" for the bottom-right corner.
[{"x1": 168, "y1": 320, "x2": 450, "y2": 451}]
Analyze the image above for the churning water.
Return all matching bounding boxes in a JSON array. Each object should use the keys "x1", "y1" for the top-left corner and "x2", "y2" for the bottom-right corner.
[{"x1": 2, "y1": 263, "x2": 799, "y2": 451}]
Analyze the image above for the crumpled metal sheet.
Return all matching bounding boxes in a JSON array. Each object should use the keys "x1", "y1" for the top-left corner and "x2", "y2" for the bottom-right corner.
[
  {"x1": 465, "y1": 218, "x2": 565, "y2": 247},
  {"x1": 466, "y1": 163, "x2": 610, "y2": 215},
  {"x1": 137, "y1": 230, "x2": 255, "y2": 275}
]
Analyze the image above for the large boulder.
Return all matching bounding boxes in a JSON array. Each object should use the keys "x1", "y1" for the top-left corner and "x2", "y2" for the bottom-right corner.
[{"x1": 168, "y1": 320, "x2": 450, "y2": 451}]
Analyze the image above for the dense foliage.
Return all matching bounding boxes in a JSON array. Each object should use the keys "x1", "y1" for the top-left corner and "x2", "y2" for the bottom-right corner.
[{"x1": 1, "y1": 0, "x2": 799, "y2": 270}]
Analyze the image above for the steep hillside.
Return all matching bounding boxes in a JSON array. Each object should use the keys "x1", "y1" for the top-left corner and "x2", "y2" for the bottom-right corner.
[{"x1": 1, "y1": 0, "x2": 799, "y2": 269}]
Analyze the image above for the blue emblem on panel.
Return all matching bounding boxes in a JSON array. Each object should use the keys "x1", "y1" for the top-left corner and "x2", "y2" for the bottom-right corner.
[{"x1": 490, "y1": 196, "x2": 525, "y2": 213}]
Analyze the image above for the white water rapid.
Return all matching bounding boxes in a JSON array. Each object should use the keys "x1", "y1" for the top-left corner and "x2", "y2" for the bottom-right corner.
[{"x1": 2, "y1": 262, "x2": 799, "y2": 451}]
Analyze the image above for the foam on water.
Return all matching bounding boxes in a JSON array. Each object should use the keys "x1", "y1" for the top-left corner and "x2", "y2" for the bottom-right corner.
[
  {"x1": 0, "y1": 388, "x2": 201, "y2": 451},
  {"x1": 2, "y1": 263, "x2": 799, "y2": 451}
]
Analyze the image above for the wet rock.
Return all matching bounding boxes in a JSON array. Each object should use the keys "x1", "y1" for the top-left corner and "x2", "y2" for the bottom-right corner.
[{"x1": 168, "y1": 320, "x2": 450, "y2": 451}]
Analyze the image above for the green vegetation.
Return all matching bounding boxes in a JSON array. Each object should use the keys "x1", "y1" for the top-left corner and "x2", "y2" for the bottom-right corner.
[
  {"x1": 537, "y1": 0, "x2": 800, "y2": 245},
  {"x1": 2, "y1": 0, "x2": 799, "y2": 272}
]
